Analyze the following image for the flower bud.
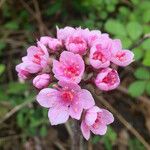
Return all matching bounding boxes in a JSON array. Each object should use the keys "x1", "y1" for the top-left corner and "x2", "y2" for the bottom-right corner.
[{"x1": 33, "y1": 74, "x2": 51, "y2": 89}]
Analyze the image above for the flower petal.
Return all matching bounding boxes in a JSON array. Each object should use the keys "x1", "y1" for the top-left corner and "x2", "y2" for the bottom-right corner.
[
  {"x1": 48, "y1": 105, "x2": 69, "y2": 125},
  {"x1": 78, "y1": 89, "x2": 95, "y2": 109},
  {"x1": 102, "y1": 109, "x2": 114, "y2": 125},
  {"x1": 36, "y1": 88, "x2": 58, "y2": 108},
  {"x1": 81, "y1": 121, "x2": 91, "y2": 140},
  {"x1": 69, "y1": 101, "x2": 83, "y2": 120},
  {"x1": 91, "y1": 124, "x2": 107, "y2": 135}
]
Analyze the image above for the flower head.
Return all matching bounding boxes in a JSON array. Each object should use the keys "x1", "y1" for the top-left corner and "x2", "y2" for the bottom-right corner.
[
  {"x1": 81, "y1": 106, "x2": 114, "y2": 140},
  {"x1": 89, "y1": 34, "x2": 112, "y2": 69},
  {"x1": 52, "y1": 51, "x2": 85, "y2": 83},
  {"x1": 40, "y1": 36, "x2": 62, "y2": 53},
  {"x1": 16, "y1": 42, "x2": 49, "y2": 75},
  {"x1": 65, "y1": 29, "x2": 88, "y2": 55},
  {"x1": 16, "y1": 63, "x2": 30, "y2": 80},
  {"x1": 95, "y1": 68, "x2": 120, "y2": 91},
  {"x1": 33, "y1": 74, "x2": 51, "y2": 89},
  {"x1": 57, "y1": 26, "x2": 75, "y2": 42},
  {"x1": 87, "y1": 30, "x2": 101, "y2": 46},
  {"x1": 36, "y1": 81, "x2": 95, "y2": 125},
  {"x1": 111, "y1": 39, "x2": 134, "y2": 66}
]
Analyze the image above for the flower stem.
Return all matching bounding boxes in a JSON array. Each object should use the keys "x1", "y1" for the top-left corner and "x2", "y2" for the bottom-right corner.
[{"x1": 71, "y1": 120, "x2": 83, "y2": 150}]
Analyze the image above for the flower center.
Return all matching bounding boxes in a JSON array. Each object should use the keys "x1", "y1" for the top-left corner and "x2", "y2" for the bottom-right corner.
[
  {"x1": 92, "y1": 113, "x2": 103, "y2": 129},
  {"x1": 61, "y1": 90, "x2": 74, "y2": 102},
  {"x1": 102, "y1": 71, "x2": 117, "y2": 85},
  {"x1": 33, "y1": 49, "x2": 45, "y2": 64},
  {"x1": 63, "y1": 64, "x2": 80, "y2": 79},
  {"x1": 70, "y1": 36, "x2": 85, "y2": 44},
  {"x1": 116, "y1": 51, "x2": 126, "y2": 61},
  {"x1": 93, "y1": 51, "x2": 106, "y2": 62}
]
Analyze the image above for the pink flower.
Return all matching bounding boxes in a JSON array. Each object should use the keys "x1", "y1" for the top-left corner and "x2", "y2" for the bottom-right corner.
[
  {"x1": 95, "y1": 68, "x2": 120, "y2": 91},
  {"x1": 21, "y1": 42, "x2": 49, "y2": 74},
  {"x1": 81, "y1": 106, "x2": 114, "y2": 140},
  {"x1": 36, "y1": 81, "x2": 95, "y2": 125},
  {"x1": 111, "y1": 39, "x2": 134, "y2": 66},
  {"x1": 57, "y1": 26, "x2": 75, "y2": 42},
  {"x1": 52, "y1": 51, "x2": 85, "y2": 83},
  {"x1": 65, "y1": 29, "x2": 88, "y2": 55},
  {"x1": 40, "y1": 36, "x2": 62, "y2": 53},
  {"x1": 87, "y1": 30, "x2": 101, "y2": 46},
  {"x1": 33, "y1": 74, "x2": 51, "y2": 89},
  {"x1": 16, "y1": 63, "x2": 30, "y2": 80},
  {"x1": 89, "y1": 35, "x2": 112, "y2": 69}
]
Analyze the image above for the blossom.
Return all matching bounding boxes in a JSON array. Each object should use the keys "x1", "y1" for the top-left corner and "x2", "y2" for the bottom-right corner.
[
  {"x1": 33, "y1": 74, "x2": 51, "y2": 89},
  {"x1": 89, "y1": 34, "x2": 112, "y2": 69},
  {"x1": 111, "y1": 39, "x2": 134, "y2": 66},
  {"x1": 40, "y1": 36, "x2": 62, "y2": 53},
  {"x1": 81, "y1": 106, "x2": 114, "y2": 140},
  {"x1": 57, "y1": 26, "x2": 75, "y2": 42},
  {"x1": 65, "y1": 29, "x2": 88, "y2": 55},
  {"x1": 95, "y1": 68, "x2": 120, "y2": 91},
  {"x1": 52, "y1": 51, "x2": 85, "y2": 83},
  {"x1": 16, "y1": 42, "x2": 49, "y2": 76},
  {"x1": 87, "y1": 30, "x2": 101, "y2": 46},
  {"x1": 16, "y1": 63, "x2": 30, "y2": 80},
  {"x1": 36, "y1": 81, "x2": 95, "y2": 125}
]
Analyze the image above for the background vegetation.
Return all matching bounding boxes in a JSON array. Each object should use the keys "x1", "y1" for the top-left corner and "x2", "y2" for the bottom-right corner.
[{"x1": 0, "y1": 0, "x2": 150, "y2": 149}]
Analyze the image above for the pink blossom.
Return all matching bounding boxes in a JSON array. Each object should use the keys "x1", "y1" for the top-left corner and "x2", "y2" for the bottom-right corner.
[
  {"x1": 65, "y1": 29, "x2": 88, "y2": 55},
  {"x1": 95, "y1": 68, "x2": 120, "y2": 91},
  {"x1": 81, "y1": 106, "x2": 114, "y2": 140},
  {"x1": 87, "y1": 30, "x2": 101, "y2": 46},
  {"x1": 40, "y1": 36, "x2": 62, "y2": 53},
  {"x1": 36, "y1": 81, "x2": 95, "y2": 125},
  {"x1": 33, "y1": 74, "x2": 51, "y2": 89},
  {"x1": 57, "y1": 26, "x2": 75, "y2": 42},
  {"x1": 16, "y1": 63, "x2": 30, "y2": 80},
  {"x1": 52, "y1": 51, "x2": 85, "y2": 83},
  {"x1": 89, "y1": 35, "x2": 112, "y2": 69},
  {"x1": 20, "y1": 42, "x2": 49, "y2": 74},
  {"x1": 111, "y1": 39, "x2": 134, "y2": 66}
]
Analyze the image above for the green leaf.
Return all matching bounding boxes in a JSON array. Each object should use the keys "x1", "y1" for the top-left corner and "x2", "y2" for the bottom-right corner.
[
  {"x1": 142, "y1": 10, "x2": 150, "y2": 23},
  {"x1": 126, "y1": 22, "x2": 143, "y2": 40},
  {"x1": 104, "y1": 19, "x2": 126, "y2": 37},
  {"x1": 134, "y1": 68, "x2": 150, "y2": 80},
  {"x1": 39, "y1": 126, "x2": 47, "y2": 137},
  {"x1": 4, "y1": 21, "x2": 19, "y2": 30},
  {"x1": 92, "y1": 136, "x2": 100, "y2": 144},
  {"x1": 128, "y1": 81, "x2": 146, "y2": 97},
  {"x1": 141, "y1": 39, "x2": 150, "y2": 50},
  {"x1": 132, "y1": 48, "x2": 144, "y2": 60},
  {"x1": 0, "y1": 64, "x2": 5, "y2": 75},
  {"x1": 7, "y1": 82, "x2": 28, "y2": 94},
  {"x1": 145, "y1": 82, "x2": 150, "y2": 96},
  {"x1": 143, "y1": 50, "x2": 150, "y2": 66}
]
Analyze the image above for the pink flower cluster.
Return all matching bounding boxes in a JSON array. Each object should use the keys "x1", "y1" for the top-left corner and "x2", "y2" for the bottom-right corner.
[{"x1": 16, "y1": 26, "x2": 134, "y2": 140}]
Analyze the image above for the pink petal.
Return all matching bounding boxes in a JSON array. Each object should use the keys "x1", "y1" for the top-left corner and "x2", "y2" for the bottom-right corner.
[
  {"x1": 40, "y1": 36, "x2": 51, "y2": 45},
  {"x1": 111, "y1": 50, "x2": 134, "y2": 66},
  {"x1": 102, "y1": 109, "x2": 114, "y2": 125},
  {"x1": 69, "y1": 101, "x2": 83, "y2": 120},
  {"x1": 48, "y1": 104, "x2": 69, "y2": 125},
  {"x1": 111, "y1": 39, "x2": 122, "y2": 54},
  {"x1": 85, "y1": 111, "x2": 97, "y2": 126},
  {"x1": 91, "y1": 124, "x2": 107, "y2": 135},
  {"x1": 78, "y1": 89, "x2": 95, "y2": 109},
  {"x1": 81, "y1": 121, "x2": 91, "y2": 140},
  {"x1": 58, "y1": 81, "x2": 81, "y2": 92},
  {"x1": 36, "y1": 88, "x2": 58, "y2": 108}
]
